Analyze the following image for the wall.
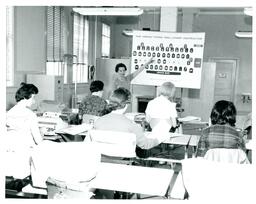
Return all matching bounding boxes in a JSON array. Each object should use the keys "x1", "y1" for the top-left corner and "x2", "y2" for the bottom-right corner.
[
  {"x1": 6, "y1": 7, "x2": 47, "y2": 110},
  {"x1": 111, "y1": 8, "x2": 252, "y2": 118},
  {"x1": 193, "y1": 14, "x2": 252, "y2": 114},
  {"x1": 15, "y1": 7, "x2": 46, "y2": 74},
  {"x1": 6, "y1": 6, "x2": 92, "y2": 110},
  {"x1": 6, "y1": 7, "x2": 252, "y2": 118}
]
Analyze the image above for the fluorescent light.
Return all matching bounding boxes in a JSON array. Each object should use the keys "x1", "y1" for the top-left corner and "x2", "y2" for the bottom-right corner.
[
  {"x1": 244, "y1": 7, "x2": 252, "y2": 16},
  {"x1": 235, "y1": 31, "x2": 252, "y2": 38},
  {"x1": 122, "y1": 29, "x2": 134, "y2": 36},
  {"x1": 73, "y1": 7, "x2": 143, "y2": 16}
]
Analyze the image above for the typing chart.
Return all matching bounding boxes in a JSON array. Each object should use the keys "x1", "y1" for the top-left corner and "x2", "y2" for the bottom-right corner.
[{"x1": 130, "y1": 30, "x2": 205, "y2": 89}]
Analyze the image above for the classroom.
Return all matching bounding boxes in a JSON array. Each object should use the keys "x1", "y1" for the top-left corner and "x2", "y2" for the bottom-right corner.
[{"x1": 3, "y1": 2, "x2": 255, "y2": 201}]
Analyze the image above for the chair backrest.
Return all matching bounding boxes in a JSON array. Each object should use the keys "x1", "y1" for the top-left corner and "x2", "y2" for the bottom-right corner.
[
  {"x1": 88, "y1": 129, "x2": 137, "y2": 158},
  {"x1": 30, "y1": 142, "x2": 101, "y2": 189},
  {"x1": 204, "y1": 148, "x2": 250, "y2": 164},
  {"x1": 179, "y1": 158, "x2": 254, "y2": 201}
]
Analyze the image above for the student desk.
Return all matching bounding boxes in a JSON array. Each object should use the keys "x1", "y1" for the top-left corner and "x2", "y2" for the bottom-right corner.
[
  {"x1": 144, "y1": 132, "x2": 194, "y2": 159},
  {"x1": 164, "y1": 133, "x2": 192, "y2": 159},
  {"x1": 21, "y1": 162, "x2": 174, "y2": 199},
  {"x1": 88, "y1": 162, "x2": 175, "y2": 198},
  {"x1": 188, "y1": 135, "x2": 201, "y2": 157},
  {"x1": 54, "y1": 123, "x2": 92, "y2": 142}
]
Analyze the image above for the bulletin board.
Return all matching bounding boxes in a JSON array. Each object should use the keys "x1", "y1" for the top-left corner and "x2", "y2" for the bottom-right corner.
[{"x1": 130, "y1": 30, "x2": 205, "y2": 89}]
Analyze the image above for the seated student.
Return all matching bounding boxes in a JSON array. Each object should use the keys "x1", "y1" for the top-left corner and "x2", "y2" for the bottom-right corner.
[
  {"x1": 145, "y1": 81, "x2": 178, "y2": 132},
  {"x1": 196, "y1": 100, "x2": 246, "y2": 157},
  {"x1": 94, "y1": 87, "x2": 167, "y2": 151},
  {"x1": 69, "y1": 80, "x2": 107, "y2": 125},
  {"x1": 78, "y1": 80, "x2": 108, "y2": 117},
  {"x1": 6, "y1": 83, "x2": 44, "y2": 149}
]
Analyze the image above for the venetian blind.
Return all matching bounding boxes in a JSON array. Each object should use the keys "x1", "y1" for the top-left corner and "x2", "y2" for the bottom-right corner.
[{"x1": 47, "y1": 6, "x2": 64, "y2": 62}]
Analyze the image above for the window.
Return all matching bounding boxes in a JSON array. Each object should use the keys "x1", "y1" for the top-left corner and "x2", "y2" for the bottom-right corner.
[
  {"x1": 72, "y1": 13, "x2": 89, "y2": 83},
  {"x1": 101, "y1": 23, "x2": 110, "y2": 58},
  {"x1": 6, "y1": 6, "x2": 14, "y2": 87},
  {"x1": 46, "y1": 6, "x2": 66, "y2": 82}
]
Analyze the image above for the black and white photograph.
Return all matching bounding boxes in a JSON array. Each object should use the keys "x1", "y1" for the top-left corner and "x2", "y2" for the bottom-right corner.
[{"x1": 1, "y1": 0, "x2": 255, "y2": 202}]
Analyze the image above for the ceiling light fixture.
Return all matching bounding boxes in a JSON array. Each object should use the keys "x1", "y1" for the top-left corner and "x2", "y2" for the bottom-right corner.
[
  {"x1": 122, "y1": 29, "x2": 134, "y2": 36},
  {"x1": 235, "y1": 31, "x2": 252, "y2": 38},
  {"x1": 244, "y1": 7, "x2": 252, "y2": 16},
  {"x1": 73, "y1": 7, "x2": 143, "y2": 16}
]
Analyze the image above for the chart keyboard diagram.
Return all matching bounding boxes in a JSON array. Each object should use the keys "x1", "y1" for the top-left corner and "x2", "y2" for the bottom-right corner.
[{"x1": 131, "y1": 31, "x2": 205, "y2": 89}]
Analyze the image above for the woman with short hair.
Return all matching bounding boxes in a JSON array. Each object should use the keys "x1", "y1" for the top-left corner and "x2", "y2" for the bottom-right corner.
[
  {"x1": 6, "y1": 83, "x2": 43, "y2": 148},
  {"x1": 196, "y1": 100, "x2": 246, "y2": 157}
]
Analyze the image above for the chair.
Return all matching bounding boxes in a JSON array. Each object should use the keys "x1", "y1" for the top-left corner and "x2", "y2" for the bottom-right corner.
[
  {"x1": 170, "y1": 148, "x2": 250, "y2": 200},
  {"x1": 87, "y1": 129, "x2": 138, "y2": 199},
  {"x1": 170, "y1": 158, "x2": 254, "y2": 201},
  {"x1": 3, "y1": 130, "x2": 32, "y2": 179},
  {"x1": 203, "y1": 148, "x2": 250, "y2": 164},
  {"x1": 46, "y1": 177, "x2": 94, "y2": 199},
  {"x1": 29, "y1": 141, "x2": 101, "y2": 199},
  {"x1": 88, "y1": 129, "x2": 137, "y2": 163}
]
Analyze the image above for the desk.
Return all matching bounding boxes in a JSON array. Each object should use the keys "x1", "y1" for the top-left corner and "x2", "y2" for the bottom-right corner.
[
  {"x1": 21, "y1": 162, "x2": 174, "y2": 199},
  {"x1": 188, "y1": 135, "x2": 201, "y2": 157},
  {"x1": 89, "y1": 162, "x2": 174, "y2": 197},
  {"x1": 144, "y1": 132, "x2": 192, "y2": 159},
  {"x1": 164, "y1": 133, "x2": 192, "y2": 159},
  {"x1": 55, "y1": 123, "x2": 92, "y2": 142},
  {"x1": 165, "y1": 133, "x2": 191, "y2": 145}
]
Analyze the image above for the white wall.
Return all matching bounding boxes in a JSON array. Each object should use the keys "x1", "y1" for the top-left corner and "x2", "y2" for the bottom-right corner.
[{"x1": 15, "y1": 6, "x2": 46, "y2": 73}]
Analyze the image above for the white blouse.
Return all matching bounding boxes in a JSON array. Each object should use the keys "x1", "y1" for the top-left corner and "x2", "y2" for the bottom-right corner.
[
  {"x1": 6, "y1": 101, "x2": 43, "y2": 149},
  {"x1": 145, "y1": 95, "x2": 177, "y2": 122}
]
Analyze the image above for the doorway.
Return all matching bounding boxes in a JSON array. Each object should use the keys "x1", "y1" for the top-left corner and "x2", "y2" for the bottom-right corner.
[{"x1": 209, "y1": 58, "x2": 238, "y2": 104}]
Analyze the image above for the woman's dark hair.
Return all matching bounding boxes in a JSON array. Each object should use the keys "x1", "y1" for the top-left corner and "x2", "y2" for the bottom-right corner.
[
  {"x1": 90, "y1": 80, "x2": 104, "y2": 93},
  {"x1": 15, "y1": 82, "x2": 39, "y2": 102},
  {"x1": 210, "y1": 100, "x2": 237, "y2": 126},
  {"x1": 115, "y1": 63, "x2": 127, "y2": 73},
  {"x1": 101, "y1": 87, "x2": 131, "y2": 115}
]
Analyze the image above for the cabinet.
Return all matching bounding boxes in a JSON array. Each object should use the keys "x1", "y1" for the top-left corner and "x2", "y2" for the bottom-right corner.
[{"x1": 26, "y1": 74, "x2": 64, "y2": 103}]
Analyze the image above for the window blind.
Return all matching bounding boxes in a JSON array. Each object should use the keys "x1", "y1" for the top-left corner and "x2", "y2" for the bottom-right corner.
[{"x1": 47, "y1": 6, "x2": 64, "y2": 62}]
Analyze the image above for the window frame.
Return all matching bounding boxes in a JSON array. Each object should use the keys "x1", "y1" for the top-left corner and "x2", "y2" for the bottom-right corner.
[
  {"x1": 72, "y1": 12, "x2": 89, "y2": 84},
  {"x1": 101, "y1": 22, "x2": 111, "y2": 58},
  {"x1": 6, "y1": 6, "x2": 14, "y2": 87}
]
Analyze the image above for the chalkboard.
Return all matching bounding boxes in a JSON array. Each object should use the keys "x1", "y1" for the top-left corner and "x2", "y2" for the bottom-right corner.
[{"x1": 131, "y1": 30, "x2": 205, "y2": 89}]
